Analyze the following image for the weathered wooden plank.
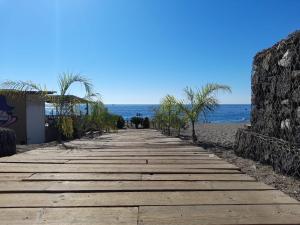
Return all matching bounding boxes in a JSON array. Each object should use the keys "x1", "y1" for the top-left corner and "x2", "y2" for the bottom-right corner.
[
  {"x1": 0, "y1": 159, "x2": 147, "y2": 164},
  {"x1": 0, "y1": 165, "x2": 241, "y2": 173},
  {"x1": 0, "y1": 173, "x2": 33, "y2": 181},
  {"x1": 0, "y1": 207, "x2": 138, "y2": 225},
  {"x1": 0, "y1": 190, "x2": 295, "y2": 207},
  {"x1": 25, "y1": 173, "x2": 142, "y2": 181},
  {"x1": 28, "y1": 152, "x2": 211, "y2": 156},
  {"x1": 65, "y1": 159, "x2": 147, "y2": 164},
  {"x1": 142, "y1": 173, "x2": 255, "y2": 181},
  {"x1": 138, "y1": 205, "x2": 300, "y2": 225},
  {"x1": 147, "y1": 159, "x2": 227, "y2": 164},
  {"x1": 66, "y1": 159, "x2": 225, "y2": 164},
  {"x1": 61, "y1": 163, "x2": 239, "y2": 169},
  {"x1": 0, "y1": 181, "x2": 273, "y2": 192},
  {"x1": 26, "y1": 172, "x2": 253, "y2": 181},
  {"x1": 0, "y1": 162, "x2": 238, "y2": 169},
  {"x1": 64, "y1": 148, "x2": 207, "y2": 152},
  {"x1": 4, "y1": 155, "x2": 220, "y2": 160},
  {"x1": 0, "y1": 159, "x2": 69, "y2": 164}
]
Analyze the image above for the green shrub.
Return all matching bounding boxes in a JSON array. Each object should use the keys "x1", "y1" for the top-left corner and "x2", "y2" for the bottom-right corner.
[
  {"x1": 131, "y1": 116, "x2": 143, "y2": 129},
  {"x1": 0, "y1": 128, "x2": 16, "y2": 157},
  {"x1": 72, "y1": 116, "x2": 87, "y2": 138},
  {"x1": 143, "y1": 117, "x2": 150, "y2": 129},
  {"x1": 59, "y1": 116, "x2": 74, "y2": 139},
  {"x1": 117, "y1": 116, "x2": 125, "y2": 129}
]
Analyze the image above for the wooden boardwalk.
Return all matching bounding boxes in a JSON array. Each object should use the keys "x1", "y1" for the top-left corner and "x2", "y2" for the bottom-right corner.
[{"x1": 0, "y1": 129, "x2": 300, "y2": 224}]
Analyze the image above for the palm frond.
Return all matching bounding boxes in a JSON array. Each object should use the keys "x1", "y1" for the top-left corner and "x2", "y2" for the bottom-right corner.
[
  {"x1": 58, "y1": 72, "x2": 94, "y2": 97},
  {"x1": 0, "y1": 80, "x2": 49, "y2": 98}
]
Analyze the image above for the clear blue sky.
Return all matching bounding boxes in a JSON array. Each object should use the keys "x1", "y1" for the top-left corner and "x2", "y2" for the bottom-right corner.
[{"x1": 0, "y1": 0, "x2": 300, "y2": 104}]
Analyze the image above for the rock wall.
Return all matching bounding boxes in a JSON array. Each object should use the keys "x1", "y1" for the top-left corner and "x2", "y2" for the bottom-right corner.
[
  {"x1": 251, "y1": 31, "x2": 300, "y2": 145},
  {"x1": 235, "y1": 129, "x2": 300, "y2": 176},
  {"x1": 234, "y1": 31, "x2": 300, "y2": 176}
]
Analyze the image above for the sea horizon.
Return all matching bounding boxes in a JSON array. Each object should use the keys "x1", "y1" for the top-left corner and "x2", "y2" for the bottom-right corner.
[
  {"x1": 46, "y1": 103, "x2": 251, "y2": 123},
  {"x1": 105, "y1": 104, "x2": 251, "y2": 124}
]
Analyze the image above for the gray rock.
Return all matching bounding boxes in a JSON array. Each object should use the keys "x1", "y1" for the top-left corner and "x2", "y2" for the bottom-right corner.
[
  {"x1": 262, "y1": 53, "x2": 271, "y2": 71},
  {"x1": 297, "y1": 107, "x2": 300, "y2": 118},
  {"x1": 278, "y1": 50, "x2": 292, "y2": 67},
  {"x1": 280, "y1": 119, "x2": 290, "y2": 130},
  {"x1": 292, "y1": 70, "x2": 300, "y2": 79},
  {"x1": 281, "y1": 99, "x2": 289, "y2": 105}
]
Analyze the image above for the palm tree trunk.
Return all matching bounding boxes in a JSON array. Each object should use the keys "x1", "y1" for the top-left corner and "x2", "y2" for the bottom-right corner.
[{"x1": 191, "y1": 121, "x2": 197, "y2": 142}]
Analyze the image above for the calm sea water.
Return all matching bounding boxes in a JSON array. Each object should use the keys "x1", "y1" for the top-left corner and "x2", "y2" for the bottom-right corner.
[
  {"x1": 106, "y1": 104, "x2": 251, "y2": 123},
  {"x1": 46, "y1": 104, "x2": 251, "y2": 123}
]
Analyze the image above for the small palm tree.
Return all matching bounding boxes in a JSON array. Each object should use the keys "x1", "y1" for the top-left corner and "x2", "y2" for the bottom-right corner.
[
  {"x1": 160, "y1": 95, "x2": 177, "y2": 136},
  {"x1": 2, "y1": 72, "x2": 94, "y2": 141},
  {"x1": 178, "y1": 83, "x2": 231, "y2": 142},
  {"x1": 54, "y1": 72, "x2": 94, "y2": 117}
]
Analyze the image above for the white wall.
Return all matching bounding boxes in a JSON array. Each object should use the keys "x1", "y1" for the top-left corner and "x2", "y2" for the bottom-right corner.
[{"x1": 26, "y1": 95, "x2": 45, "y2": 144}]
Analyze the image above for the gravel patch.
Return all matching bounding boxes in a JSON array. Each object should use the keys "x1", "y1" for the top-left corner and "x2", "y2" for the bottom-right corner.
[{"x1": 180, "y1": 123, "x2": 300, "y2": 201}]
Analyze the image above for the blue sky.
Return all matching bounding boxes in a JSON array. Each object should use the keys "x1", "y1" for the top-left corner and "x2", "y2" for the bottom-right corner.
[{"x1": 0, "y1": 0, "x2": 300, "y2": 104}]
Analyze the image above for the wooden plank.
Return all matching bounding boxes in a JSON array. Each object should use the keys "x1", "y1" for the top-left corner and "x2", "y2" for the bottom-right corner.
[
  {"x1": 0, "y1": 173, "x2": 33, "y2": 181},
  {"x1": 138, "y1": 205, "x2": 300, "y2": 225},
  {"x1": 65, "y1": 148, "x2": 207, "y2": 152},
  {"x1": 0, "y1": 163, "x2": 239, "y2": 171},
  {"x1": 0, "y1": 162, "x2": 238, "y2": 169},
  {"x1": 52, "y1": 163, "x2": 239, "y2": 169},
  {"x1": 25, "y1": 173, "x2": 142, "y2": 181},
  {"x1": 142, "y1": 173, "x2": 255, "y2": 181},
  {"x1": 65, "y1": 159, "x2": 147, "y2": 164},
  {"x1": 66, "y1": 159, "x2": 225, "y2": 164},
  {"x1": 147, "y1": 159, "x2": 228, "y2": 164},
  {"x1": 0, "y1": 190, "x2": 296, "y2": 207},
  {"x1": 0, "y1": 207, "x2": 138, "y2": 225},
  {"x1": 0, "y1": 165, "x2": 241, "y2": 173},
  {"x1": 0, "y1": 181, "x2": 273, "y2": 192},
  {"x1": 28, "y1": 152, "x2": 211, "y2": 156},
  {"x1": 26, "y1": 172, "x2": 253, "y2": 181},
  {"x1": 0, "y1": 159, "x2": 69, "y2": 164},
  {"x1": 0, "y1": 159, "x2": 147, "y2": 164},
  {"x1": 4, "y1": 155, "x2": 220, "y2": 160}
]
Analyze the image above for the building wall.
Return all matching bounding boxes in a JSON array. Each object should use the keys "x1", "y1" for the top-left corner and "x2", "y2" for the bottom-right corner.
[
  {"x1": 26, "y1": 95, "x2": 45, "y2": 144},
  {"x1": 251, "y1": 31, "x2": 300, "y2": 145}
]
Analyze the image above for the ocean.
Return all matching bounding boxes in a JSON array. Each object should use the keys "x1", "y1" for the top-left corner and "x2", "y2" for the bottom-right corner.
[
  {"x1": 46, "y1": 104, "x2": 251, "y2": 124},
  {"x1": 106, "y1": 104, "x2": 251, "y2": 123}
]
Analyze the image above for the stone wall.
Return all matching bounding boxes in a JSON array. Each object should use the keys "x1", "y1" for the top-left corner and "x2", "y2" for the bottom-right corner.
[
  {"x1": 251, "y1": 31, "x2": 300, "y2": 145},
  {"x1": 234, "y1": 31, "x2": 300, "y2": 176},
  {"x1": 235, "y1": 128, "x2": 300, "y2": 176}
]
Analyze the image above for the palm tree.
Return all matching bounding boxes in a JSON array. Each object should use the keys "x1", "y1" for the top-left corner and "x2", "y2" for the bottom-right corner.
[
  {"x1": 2, "y1": 72, "x2": 94, "y2": 141},
  {"x1": 178, "y1": 83, "x2": 231, "y2": 142},
  {"x1": 53, "y1": 72, "x2": 94, "y2": 117},
  {"x1": 160, "y1": 95, "x2": 177, "y2": 136}
]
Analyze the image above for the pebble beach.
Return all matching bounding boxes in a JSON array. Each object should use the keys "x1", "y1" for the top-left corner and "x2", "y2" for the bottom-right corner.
[{"x1": 181, "y1": 123, "x2": 246, "y2": 148}]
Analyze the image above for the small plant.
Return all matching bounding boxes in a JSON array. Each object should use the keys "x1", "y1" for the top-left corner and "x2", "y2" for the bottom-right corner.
[
  {"x1": 131, "y1": 116, "x2": 143, "y2": 129},
  {"x1": 117, "y1": 116, "x2": 125, "y2": 129},
  {"x1": 142, "y1": 117, "x2": 150, "y2": 129},
  {"x1": 59, "y1": 116, "x2": 74, "y2": 139},
  {"x1": 178, "y1": 84, "x2": 231, "y2": 142}
]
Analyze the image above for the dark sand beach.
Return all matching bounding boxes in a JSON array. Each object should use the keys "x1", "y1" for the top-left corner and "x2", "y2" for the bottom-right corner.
[{"x1": 181, "y1": 123, "x2": 245, "y2": 148}]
